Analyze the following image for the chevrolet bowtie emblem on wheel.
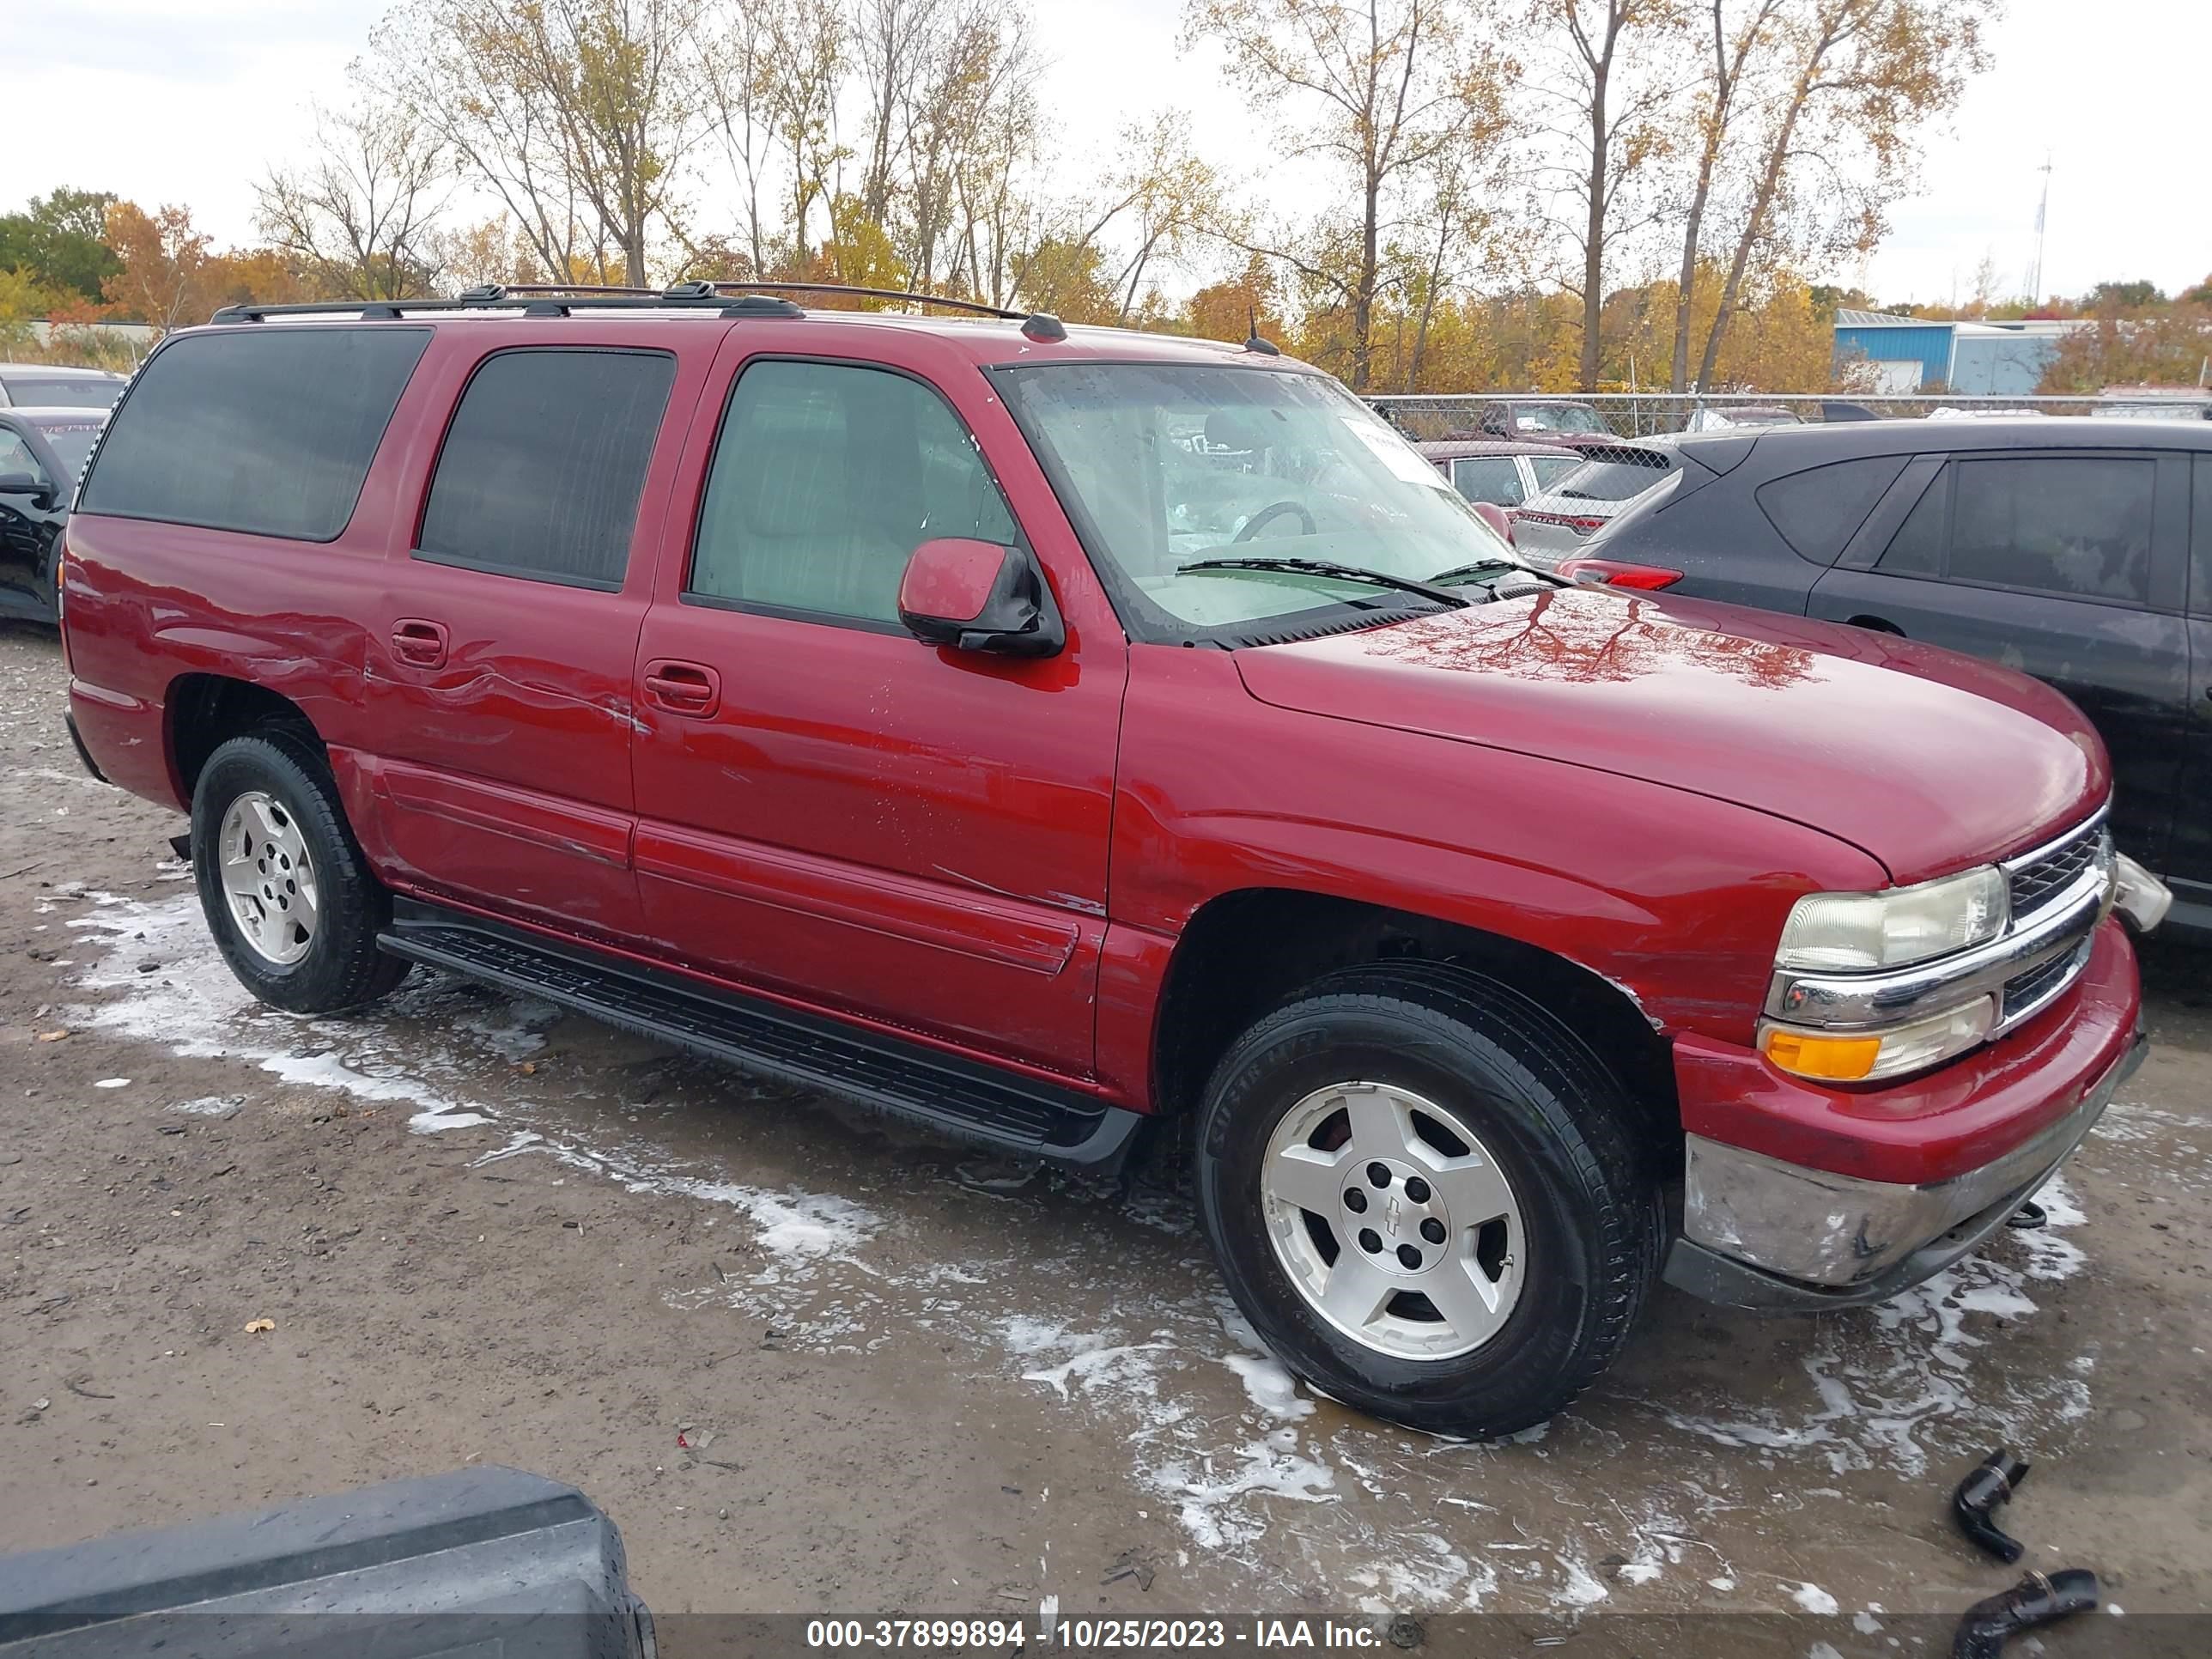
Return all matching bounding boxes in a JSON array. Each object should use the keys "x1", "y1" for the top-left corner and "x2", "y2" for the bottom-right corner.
[{"x1": 1384, "y1": 1196, "x2": 1402, "y2": 1237}]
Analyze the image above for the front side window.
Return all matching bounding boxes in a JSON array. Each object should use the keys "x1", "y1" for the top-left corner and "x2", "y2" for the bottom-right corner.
[
  {"x1": 416, "y1": 348, "x2": 675, "y2": 587},
  {"x1": 79, "y1": 327, "x2": 428, "y2": 540},
  {"x1": 689, "y1": 359, "x2": 1017, "y2": 624},
  {"x1": 1948, "y1": 456, "x2": 2152, "y2": 603},
  {"x1": 1451, "y1": 456, "x2": 1525, "y2": 506},
  {"x1": 0, "y1": 428, "x2": 42, "y2": 483},
  {"x1": 994, "y1": 362, "x2": 1521, "y2": 635}
]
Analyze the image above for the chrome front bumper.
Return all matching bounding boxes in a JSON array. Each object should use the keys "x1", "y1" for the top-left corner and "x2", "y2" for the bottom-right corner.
[{"x1": 1664, "y1": 1030, "x2": 2147, "y2": 1311}]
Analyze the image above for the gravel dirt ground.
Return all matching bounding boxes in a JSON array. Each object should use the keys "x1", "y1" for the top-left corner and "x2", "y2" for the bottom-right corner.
[{"x1": 2, "y1": 619, "x2": 2207, "y2": 1653}]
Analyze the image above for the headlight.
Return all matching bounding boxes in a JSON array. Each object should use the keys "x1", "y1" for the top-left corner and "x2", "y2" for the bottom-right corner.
[
  {"x1": 1760, "y1": 996, "x2": 1997, "y2": 1083},
  {"x1": 1776, "y1": 866, "x2": 2008, "y2": 972}
]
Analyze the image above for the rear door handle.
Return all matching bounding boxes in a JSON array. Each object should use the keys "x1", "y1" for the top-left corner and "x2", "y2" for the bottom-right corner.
[
  {"x1": 392, "y1": 618, "x2": 448, "y2": 668},
  {"x1": 642, "y1": 659, "x2": 720, "y2": 718}
]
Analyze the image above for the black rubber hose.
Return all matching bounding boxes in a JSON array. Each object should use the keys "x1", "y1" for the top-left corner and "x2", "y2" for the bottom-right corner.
[
  {"x1": 1951, "y1": 1569, "x2": 2100, "y2": 1658},
  {"x1": 1954, "y1": 1449, "x2": 2032, "y2": 1563}
]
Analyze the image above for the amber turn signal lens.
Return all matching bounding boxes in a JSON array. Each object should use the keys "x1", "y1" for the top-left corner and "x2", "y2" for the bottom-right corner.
[{"x1": 1761, "y1": 1027, "x2": 1881, "y2": 1081}]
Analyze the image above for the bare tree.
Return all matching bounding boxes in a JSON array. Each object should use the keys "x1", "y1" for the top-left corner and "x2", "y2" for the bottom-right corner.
[
  {"x1": 1188, "y1": 0, "x2": 1507, "y2": 390},
  {"x1": 695, "y1": 0, "x2": 777, "y2": 275},
  {"x1": 855, "y1": 0, "x2": 948, "y2": 225},
  {"x1": 1666, "y1": 0, "x2": 1781, "y2": 389},
  {"x1": 256, "y1": 96, "x2": 447, "y2": 299},
  {"x1": 1518, "y1": 0, "x2": 1686, "y2": 390},
  {"x1": 368, "y1": 0, "x2": 705, "y2": 287},
  {"x1": 752, "y1": 0, "x2": 848, "y2": 268}
]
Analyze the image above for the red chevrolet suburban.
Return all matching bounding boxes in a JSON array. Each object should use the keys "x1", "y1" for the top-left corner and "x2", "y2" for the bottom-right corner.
[{"x1": 57, "y1": 285, "x2": 2151, "y2": 1436}]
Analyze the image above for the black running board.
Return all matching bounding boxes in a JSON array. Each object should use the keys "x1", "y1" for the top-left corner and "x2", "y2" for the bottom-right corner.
[{"x1": 379, "y1": 899, "x2": 1145, "y2": 1171}]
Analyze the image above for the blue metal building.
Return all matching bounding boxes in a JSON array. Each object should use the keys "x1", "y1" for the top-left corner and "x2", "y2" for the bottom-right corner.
[{"x1": 1832, "y1": 309, "x2": 2076, "y2": 395}]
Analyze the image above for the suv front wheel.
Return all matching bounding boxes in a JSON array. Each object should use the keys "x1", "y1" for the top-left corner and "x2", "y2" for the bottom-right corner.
[
  {"x1": 191, "y1": 731, "x2": 410, "y2": 1013},
  {"x1": 1194, "y1": 963, "x2": 1662, "y2": 1437}
]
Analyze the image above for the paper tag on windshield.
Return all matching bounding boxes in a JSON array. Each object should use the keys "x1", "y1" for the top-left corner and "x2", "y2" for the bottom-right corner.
[{"x1": 1341, "y1": 416, "x2": 1442, "y2": 486}]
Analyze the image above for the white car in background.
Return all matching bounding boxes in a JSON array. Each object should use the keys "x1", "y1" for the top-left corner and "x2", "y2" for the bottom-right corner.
[{"x1": 1507, "y1": 439, "x2": 1684, "y2": 569}]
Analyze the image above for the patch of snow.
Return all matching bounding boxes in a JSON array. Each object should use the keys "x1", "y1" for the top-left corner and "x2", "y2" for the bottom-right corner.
[
  {"x1": 1220, "y1": 1352, "x2": 1313, "y2": 1419},
  {"x1": 1790, "y1": 1582, "x2": 1838, "y2": 1615},
  {"x1": 1553, "y1": 1558, "x2": 1609, "y2": 1607}
]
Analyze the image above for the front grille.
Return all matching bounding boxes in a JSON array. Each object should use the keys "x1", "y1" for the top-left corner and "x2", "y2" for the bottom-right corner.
[
  {"x1": 2002, "y1": 937, "x2": 2091, "y2": 1023},
  {"x1": 2008, "y1": 819, "x2": 2106, "y2": 920}
]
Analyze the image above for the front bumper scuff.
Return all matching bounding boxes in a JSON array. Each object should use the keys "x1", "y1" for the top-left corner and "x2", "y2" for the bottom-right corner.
[{"x1": 1665, "y1": 1029, "x2": 2146, "y2": 1311}]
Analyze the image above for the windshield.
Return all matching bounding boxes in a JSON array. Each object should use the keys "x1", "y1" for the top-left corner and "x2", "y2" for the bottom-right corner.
[
  {"x1": 996, "y1": 363, "x2": 1522, "y2": 633},
  {"x1": 30, "y1": 418, "x2": 104, "y2": 483},
  {"x1": 6, "y1": 376, "x2": 122, "y2": 410},
  {"x1": 1514, "y1": 404, "x2": 1607, "y2": 434}
]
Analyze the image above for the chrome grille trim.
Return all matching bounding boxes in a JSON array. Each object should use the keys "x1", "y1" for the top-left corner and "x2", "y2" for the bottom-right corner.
[
  {"x1": 1764, "y1": 798, "x2": 2115, "y2": 1044},
  {"x1": 2002, "y1": 806, "x2": 2111, "y2": 922}
]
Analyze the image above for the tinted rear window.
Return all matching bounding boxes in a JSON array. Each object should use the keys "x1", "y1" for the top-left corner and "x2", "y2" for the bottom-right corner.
[
  {"x1": 79, "y1": 330, "x2": 425, "y2": 539},
  {"x1": 1552, "y1": 451, "x2": 1674, "y2": 503},
  {"x1": 1755, "y1": 455, "x2": 1907, "y2": 565},
  {"x1": 79, "y1": 329, "x2": 428, "y2": 540},
  {"x1": 416, "y1": 348, "x2": 675, "y2": 588},
  {"x1": 5, "y1": 375, "x2": 122, "y2": 409}
]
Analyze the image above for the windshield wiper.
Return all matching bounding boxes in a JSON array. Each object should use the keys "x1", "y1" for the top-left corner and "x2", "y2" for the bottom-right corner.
[
  {"x1": 1429, "y1": 557, "x2": 1569, "y2": 589},
  {"x1": 1178, "y1": 556, "x2": 1468, "y2": 610}
]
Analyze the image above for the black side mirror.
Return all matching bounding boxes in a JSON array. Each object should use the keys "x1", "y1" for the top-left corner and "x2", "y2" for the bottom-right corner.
[
  {"x1": 896, "y1": 538, "x2": 1066, "y2": 658},
  {"x1": 0, "y1": 471, "x2": 54, "y2": 509}
]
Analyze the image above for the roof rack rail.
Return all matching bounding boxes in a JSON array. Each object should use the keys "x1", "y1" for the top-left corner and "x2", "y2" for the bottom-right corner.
[
  {"x1": 205, "y1": 277, "x2": 1073, "y2": 338},
  {"x1": 663, "y1": 278, "x2": 1026, "y2": 319},
  {"x1": 207, "y1": 291, "x2": 779, "y2": 325}
]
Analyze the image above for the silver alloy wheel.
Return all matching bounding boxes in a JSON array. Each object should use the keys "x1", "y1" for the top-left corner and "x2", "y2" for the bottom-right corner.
[
  {"x1": 216, "y1": 790, "x2": 319, "y2": 966},
  {"x1": 1261, "y1": 1080, "x2": 1525, "y2": 1361}
]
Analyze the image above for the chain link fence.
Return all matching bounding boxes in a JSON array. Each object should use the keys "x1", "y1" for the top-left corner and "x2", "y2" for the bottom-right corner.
[{"x1": 1363, "y1": 391, "x2": 2211, "y2": 442}]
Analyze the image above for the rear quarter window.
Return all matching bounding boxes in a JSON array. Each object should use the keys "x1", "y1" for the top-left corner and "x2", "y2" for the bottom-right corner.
[
  {"x1": 1753, "y1": 455, "x2": 1907, "y2": 564},
  {"x1": 78, "y1": 328, "x2": 429, "y2": 540}
]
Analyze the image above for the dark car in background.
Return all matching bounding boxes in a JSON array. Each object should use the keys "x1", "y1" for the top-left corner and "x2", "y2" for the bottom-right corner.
[
  {"x1": 0, "y1": 363, "x2": 127, "y2": 410},
  {"x1": 0, "y1": 407, "x2": 105, "y2": 622},
  {"x1": 1414, "y1": 437, "x2": 1583, "y2": 509},
  {"x1": 1455, "y1": 398, "x2": 1617, "y2": 449},
  {"x1": 1571, "y1": 416, "x2": 2212, "y2": 931}
]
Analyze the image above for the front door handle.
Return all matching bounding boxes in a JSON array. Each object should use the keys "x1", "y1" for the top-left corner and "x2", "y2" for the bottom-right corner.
[
  {"x1": 392, "y1": 618, "x2": 448, "y2": 668},
  {"x1": 642, "y1": 659, "x2": 721, "y2": 718}
]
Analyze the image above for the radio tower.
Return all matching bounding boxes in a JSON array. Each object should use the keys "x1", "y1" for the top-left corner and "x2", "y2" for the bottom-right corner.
[{"x1": 2028, "y1": 154, "x2": 2053, "y2": 304}]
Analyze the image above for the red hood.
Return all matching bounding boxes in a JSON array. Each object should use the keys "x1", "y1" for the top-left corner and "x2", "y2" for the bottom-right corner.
[{"x1": 1233, "y1": 586, "x2": 2107, "y2": 884}]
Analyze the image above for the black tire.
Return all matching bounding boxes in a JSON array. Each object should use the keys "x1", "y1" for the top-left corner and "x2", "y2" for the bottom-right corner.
[
  {"x1": 1194, "y1": 961, "x2": 1662, "y2": 1437},
  {"x1": 191, "y1": 730, "x2": 410, "y2": 1013}
]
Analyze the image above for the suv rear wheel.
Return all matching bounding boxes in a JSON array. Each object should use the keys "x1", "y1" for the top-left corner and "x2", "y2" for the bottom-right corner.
[
  {"x1": 191, "y1": 732, "x2": 410, "y2": 1013},
  {"x1": 1194, "y1": 963, "x2": 1662, "y2": 1437}
]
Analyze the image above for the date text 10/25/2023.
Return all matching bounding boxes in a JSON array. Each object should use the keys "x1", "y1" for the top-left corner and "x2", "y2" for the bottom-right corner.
[{"x1": 803, "y1": 1617, "x2": 1395, "y2": 1650}]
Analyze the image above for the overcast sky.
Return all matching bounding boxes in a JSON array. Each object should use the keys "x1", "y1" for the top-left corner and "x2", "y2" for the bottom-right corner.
[{"x1": 10, "y1": 0, "x2": 2208, "y2": 307}]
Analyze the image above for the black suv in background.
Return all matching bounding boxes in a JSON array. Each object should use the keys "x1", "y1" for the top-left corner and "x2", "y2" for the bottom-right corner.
[
  {"x1": 1574, "y1": 417, "x2": 2212, "y2": 933},
  {"x1": 0, "y1": 407, "x2": 103, "y2": 623}
]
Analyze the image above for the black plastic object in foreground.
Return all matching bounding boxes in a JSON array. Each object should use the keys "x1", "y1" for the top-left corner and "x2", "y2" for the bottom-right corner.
[
  {"x1": 0, "y1": 1465, "x2": 653, "y2": 1658},
  {"x1": 1951, "y1": 1568, "x2": 2100, "y2": 1658},
  {"x1": 1953, "y1": 1448, "x2": 2033, "y2": 1562}
]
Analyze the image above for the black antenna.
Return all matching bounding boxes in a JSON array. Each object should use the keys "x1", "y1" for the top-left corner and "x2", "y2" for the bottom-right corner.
[{"x1": 1244, "y1": 307, "x2": 1280, "y2": 356}]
